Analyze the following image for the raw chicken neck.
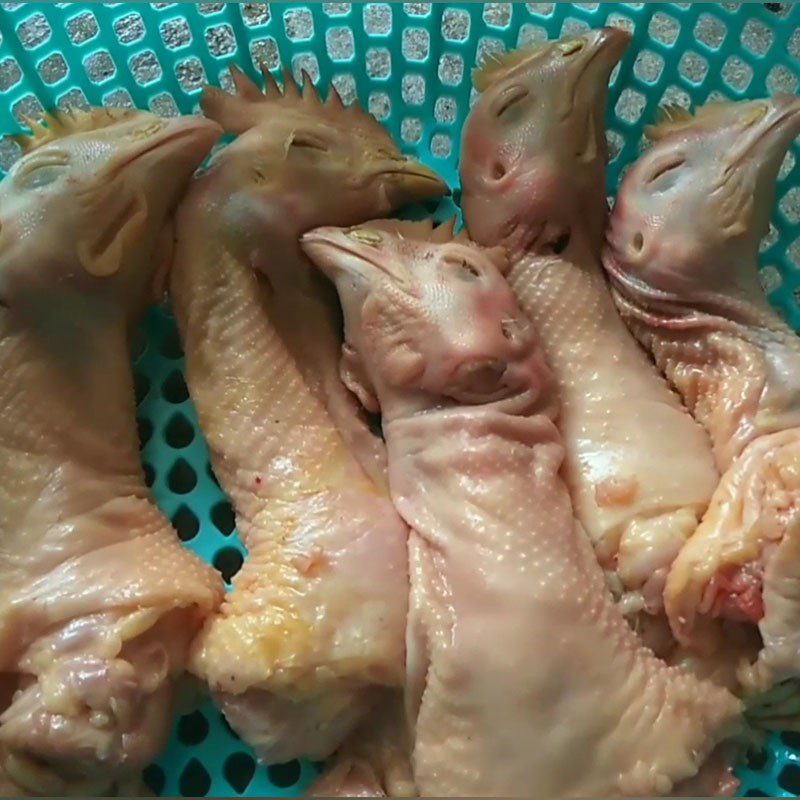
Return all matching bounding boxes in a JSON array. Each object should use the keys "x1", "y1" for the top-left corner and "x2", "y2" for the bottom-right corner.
[
  {"x1": 608, "y1": 251, "x2": 800, "y2": 471},
  {"x1": 173, "y1": 68, "x2": 446, "y2": 764},
  {"x1": 458, "y1": 28, "x2": 721, "y2": 631},
  {"x1": 301, "y1": 220, "x2": 744, "y2": 797},
  {"x1": 195, "y1": 191, "x2": 387, "y2": 487},
  {"x1": 604, "y1": 96, "x2": 800, "y2": 704},
  {"x1": 0, "y1": 108, "x2": 223, "y2": 794}
]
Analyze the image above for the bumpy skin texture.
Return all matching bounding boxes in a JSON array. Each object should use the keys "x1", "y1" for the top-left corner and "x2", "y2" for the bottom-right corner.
[
  {"x1": 302, "y1": 221, "x2": 743, "y2": 798},
  {"x1": 170, "y1": 67, "x2": 448, "y2": 763},
  {"x1": 604, "y1": 97, "x2": 800, "y2": 694},
  {"x1": 459, "y1": 30, "x2": 719, "y2": 624},
  {"x1": 307, "y1": 693, "x2": 415, "y2": 798},
  {"x1": 0, "y1": 109, "x2": 223, "y2": 795}
]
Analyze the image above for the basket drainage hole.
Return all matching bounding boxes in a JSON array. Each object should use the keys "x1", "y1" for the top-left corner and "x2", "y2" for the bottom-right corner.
[
  {"x1": 161, "y1": 325, "x2": 185, "y2": 359},
  {"x1": 142, "y1": 764, "x2": 165, "y2": 796},
  {"x1": 130, "y1": 328, "x2": 147, "y2": 361},
  {"x1": 143, "y1": 462, "x2": 156, "y2": 489},
  {"x1": 173, "y1": 506, "x2": 200, "y2": 542},
  {"x1": 207, "y1": 461, "x2": 222, "y2": 488},
  {"x1": 224, "y1": 752, "x2": 256, "y2": 793},
  {"x1": 179, "y1": 758, "x2": 211, "y2": 797},
  {"x1": 134, "y1": 372, "x2": 150, "y2": 405},
  {"x1": 137, "y1": 417, "x2": 153, "y2": 449},
  {"x1": 781, "y1": 730, "x2": 800, "y2": 749},
  {"x1": 168, "y1": 459, "x2": 197, "y2": 494},
  {"x1": 745, "y1": 746, "x2": 768, "y2": 771},
  {"x1": 268, "y1": 760, "x2": 302, "y2": 788},
  {"x1": 163, "y1": 370, "x2": 189, "y2": 404},
  {"x1": 165, "y1": 413, "x2": 195, "y2": 449},
  {"x1": 211, "y1": 500, "x2": 236, "y2": 536},
  {"x1": 178, "y1": 710, "x2": 210, "y2": 746},
  {"x1": 214, "y1": 546, "x2": 244, "y2": 583},
  {"x1": 780, "y1": 764, "x2": 800, "y2": 794}
]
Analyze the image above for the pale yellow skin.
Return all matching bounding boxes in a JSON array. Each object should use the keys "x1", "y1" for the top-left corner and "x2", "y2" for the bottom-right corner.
[
  {"x1": 306, "y1": 692, "x2": 415, "y2": 798},
  {"x1": 170, "y1": 68, "x2": 448, "y2": 763},
  {"x1": 605, "y1": 96, "x2": 800, "y2": 699},
  {"x1": 459, "y1": 29, "x2": 719, "y2": 631},
  {"x1": 0, "y1": 109, "x2": 223, "y2": 795},
  {"x1": 302, "y1": 221, "x2": 743, "y2": 798}
]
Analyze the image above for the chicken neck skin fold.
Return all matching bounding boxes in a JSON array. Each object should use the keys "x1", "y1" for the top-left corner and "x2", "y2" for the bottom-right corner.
[
  {"x1": 301, "y1": 219, "x2": 743, "y2": 798},
  {"x1": 459, "y1": 29, "x2": 719, "y2": 634},
  {"x1": 171, "y1": 66, "x2": 448, "y2": 763},
  {"x1": 0, "y1": 108, "x2": 223, "y2": 795},
  {"x1": 604, "y1": 96, "x2": 800, "y2": 699}
]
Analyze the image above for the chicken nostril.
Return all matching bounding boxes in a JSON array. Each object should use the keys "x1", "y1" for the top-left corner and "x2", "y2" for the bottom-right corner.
[
  {"x1": 492, "y1": 161, "x2": 507, "y2": 180},
  {"x1": 632, "y1": 232, "x2": 644, "y2": 253},
  {"x1": 540, "y1": 229, "x2": 571, "y2": 256},
  {"x1": 551, "y1": 231, "x2": 571, "y2": 256}
]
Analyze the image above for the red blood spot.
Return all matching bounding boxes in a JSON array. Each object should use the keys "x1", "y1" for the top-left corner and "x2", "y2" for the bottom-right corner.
[
  {"x1": 255, "y1": 476, "x2": 262, "y2": 485},
  {"x1": 710, "y1": 564, "x2": 764, "y2": 623}
]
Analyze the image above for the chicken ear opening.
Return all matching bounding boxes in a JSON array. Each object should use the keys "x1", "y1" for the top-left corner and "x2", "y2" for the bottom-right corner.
[
  {"x1": 341, "y1": 342, "x2": 380, "y2": 414},
  {"x1": 78, "y1": 188, "x2": 147, "y2": 278}
]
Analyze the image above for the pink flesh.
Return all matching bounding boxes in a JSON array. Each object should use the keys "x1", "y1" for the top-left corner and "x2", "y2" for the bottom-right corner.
[
  {"x1": 0, "y1": 112, "x2": 223, "y2": 793},
  {"x1": 305, "y1": 225, "x2": 744, "y2": 797}
]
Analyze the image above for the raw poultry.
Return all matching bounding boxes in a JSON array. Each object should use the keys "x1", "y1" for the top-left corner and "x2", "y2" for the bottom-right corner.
[
  {"x1": 458, "y1": 30, "x2": 719, "y2": 656},
  {"x1": 301, "y1": 218, "x2": 743, "y2": 798},
  {"x1": 307, "y1": 692, "x2": 414, "y2": 798},
  {"x1": 169, "y1": 66, "x2": 448, "y2": 763},
  {"x1": 0, "y1": 108, "x2": 223, "y2": 795},
  {"x1": 0, "y1": 17, "x2": 798, "y2": 798},
  {"x1": 604, "y1": 96, "x2": 800, "y2": 707}
]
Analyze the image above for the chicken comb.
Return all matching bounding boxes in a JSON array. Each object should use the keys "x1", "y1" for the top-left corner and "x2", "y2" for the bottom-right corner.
[
  {"x1": 361, "y1": 218, "x2": 510, "y2": 274},
  {"x1": 202, "y1": 63, "x2": 395, "y2": 146},
  {"x1": 363, "y1": 217, "x2": 459, "y2": 243},
  {"x1": 644, "y1": 100, "x2": 755, "y2": 142},
  {"x1": 472, "y1": 42, "x2": 548, "y2": 93},
  {"x1": 644, "y1": 103, "x2": 695, "y2": 142},
  {"x1": 12, "y1": 107, "x2": 139, "y2": 153}
]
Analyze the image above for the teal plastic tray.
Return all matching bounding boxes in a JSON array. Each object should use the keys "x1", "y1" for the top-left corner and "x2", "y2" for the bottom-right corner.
[{"x1": 1, "y1": 2, "x2": 800, "y2": 796}]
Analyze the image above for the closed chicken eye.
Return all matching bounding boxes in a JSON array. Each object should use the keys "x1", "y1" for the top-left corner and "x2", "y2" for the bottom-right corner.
[
  {"x1": 646, "y1": 156, "x2": 686, "y2": 185},
  {"x1": 494, "y1": 86, "x2": 529, "y2": 119},
  {"x1": 289, "y1": 133, "x2": 329, "y2": 153},
  {"x1": 451, "y1": 259, "x2": 480, "y2": 281},
  {"x1": 540, "y1": 228, "x2": 571, "y2": 256},
  {"x1": 348, "y1": 229, "x2": 383, "y2": 247},
  {"x1": 558, "y1": 39, "x2": 585, "y2": 56},
  {"x1": 15, "y1": 151, "x2": 70, "y2": 190}
]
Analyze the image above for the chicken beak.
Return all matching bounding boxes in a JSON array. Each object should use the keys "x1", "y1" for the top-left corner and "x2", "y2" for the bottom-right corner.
[
  {"x1": 380, "y1": 158, "x2": 451, "y2": 205},
  {"x1": 586, "y1": 26, "x2": 632, "y2": 69},
  {"x1": 301, "y1": 227, "x2": 369, "y2": 281}
]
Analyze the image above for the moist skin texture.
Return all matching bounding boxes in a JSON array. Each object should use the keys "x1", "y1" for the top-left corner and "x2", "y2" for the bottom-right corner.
[
  {"x1": 306, "y1": 693, "x2": 415, "y2": 798},
  {"x1": 302, "y1": 220, "x2": 743, "y2": 798},
  {"x1": 0, "y1": 108, "x2": 223, "y2": 795},
  {"x1": 459, "y1": 29, "x2": 719, "y2": 635},
  {"x1": 604, "y1": 97, "x2": 800, "y2": 699},
  {"x1": 171, "y1": 67, "x2": 448, "y2": 763}
]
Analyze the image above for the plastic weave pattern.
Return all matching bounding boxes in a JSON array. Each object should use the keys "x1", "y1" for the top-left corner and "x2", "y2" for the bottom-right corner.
[{"x1": 1, "y1": 2, "x2": 800, "y2": 796}]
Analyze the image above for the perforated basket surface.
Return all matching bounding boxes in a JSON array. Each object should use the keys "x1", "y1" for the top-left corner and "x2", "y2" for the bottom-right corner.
[{"x1": 1, "y1": 1, "x2": 800, "y2": 797}]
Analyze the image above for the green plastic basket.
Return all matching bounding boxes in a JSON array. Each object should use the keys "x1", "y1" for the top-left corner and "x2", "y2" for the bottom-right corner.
[{"x1": 1, "y1": 2, "x2": 800, "y2": 796}]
